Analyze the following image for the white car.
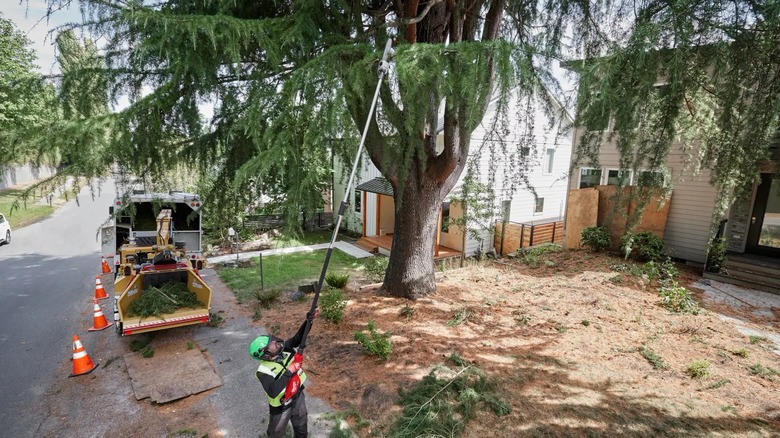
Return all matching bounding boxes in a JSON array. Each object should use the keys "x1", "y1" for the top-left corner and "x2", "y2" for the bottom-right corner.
[{"x1": 0, "y1": 213, "x2": 10, "y2": 245}]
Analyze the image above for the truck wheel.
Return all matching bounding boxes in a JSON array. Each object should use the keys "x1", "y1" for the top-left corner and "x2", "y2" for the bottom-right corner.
[{"x1": 115, "y1": 321, "x2": 123, "y2": 336}]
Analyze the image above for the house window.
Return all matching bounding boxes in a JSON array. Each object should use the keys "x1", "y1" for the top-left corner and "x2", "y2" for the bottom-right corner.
[
  {"x1": 534, "y1": 197, "x2": 544, "y2": 214},
  {"x1": 578, "y1": 168, "x2": 602, "y2": 189},
  {"x1": 635, "y1": 170, "x2": 666, "y2": 187},
  {"x1": 354, "y1": 190, "x2": 362, "y2": 213},
  {"x1": 441, "y1": 201, "x2": 450, "y2": 233},
  {"x1": 606, "y1": 169, "x2": 632, "y2": 187},
  {"x1": 545, "y1": 148, "x2": 555, "y2": 174}
]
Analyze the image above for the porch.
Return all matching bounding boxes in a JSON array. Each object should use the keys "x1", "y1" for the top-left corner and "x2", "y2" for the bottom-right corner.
[
  {"x1": 356, "y1": 234, "x2": 462, "y2": 260},
  {"x1": 703, "y1": 253, "x2": 780, "y2": 295}
]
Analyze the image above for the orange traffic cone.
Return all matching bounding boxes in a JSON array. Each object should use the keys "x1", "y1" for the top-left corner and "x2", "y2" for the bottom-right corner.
[
  {"x1": 88, "y1": 298, "x2": 113, "y2": 331},
  {"x1": 101, "y1": 257, "x2": 111, "y2": 274},
  {"x1": 69, "y1": 335, "x2": 98, "y2": 377},
  {"x1": 94, "y1": 276, "x2": 108, "y2": 300}
]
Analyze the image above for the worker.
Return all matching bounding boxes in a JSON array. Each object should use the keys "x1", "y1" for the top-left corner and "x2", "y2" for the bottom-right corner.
[{"x1": 249, "y1": 309, "x2": 317, "y2": 438}]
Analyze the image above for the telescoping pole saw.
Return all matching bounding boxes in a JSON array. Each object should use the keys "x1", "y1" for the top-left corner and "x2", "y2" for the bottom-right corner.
[{"x1": 298, "y1": 39, "x2": 394, "y2": 352}]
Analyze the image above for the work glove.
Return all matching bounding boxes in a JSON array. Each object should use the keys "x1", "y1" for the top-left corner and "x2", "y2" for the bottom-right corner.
[{"x1": 306, "y1": 308, "x2": 318, "y2": 323}]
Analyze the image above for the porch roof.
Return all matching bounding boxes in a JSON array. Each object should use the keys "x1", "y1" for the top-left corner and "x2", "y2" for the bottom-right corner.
[{"x1": 356, "y1": 177, "x2": 394, "y2": 196}]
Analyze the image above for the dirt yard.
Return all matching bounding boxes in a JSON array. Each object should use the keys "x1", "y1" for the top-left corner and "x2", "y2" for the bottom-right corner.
[
  {"x1": 40, "y1": 249, "x2": 779, "y2": 437},
  {"x1": 268, "y1": 249, "x2": 780, "y2": 437}
]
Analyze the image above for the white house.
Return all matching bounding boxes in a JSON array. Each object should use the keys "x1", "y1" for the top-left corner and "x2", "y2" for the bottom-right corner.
[{"x1": 334, "y1": 87, "x2": 574, "y2": 258}]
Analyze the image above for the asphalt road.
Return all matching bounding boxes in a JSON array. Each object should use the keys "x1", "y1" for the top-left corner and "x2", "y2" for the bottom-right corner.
[{"x1": 0, "y1": 180, "x2": 116, "y2": 437}]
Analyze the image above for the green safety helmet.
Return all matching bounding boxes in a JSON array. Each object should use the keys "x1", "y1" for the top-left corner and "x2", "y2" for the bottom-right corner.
[{"x1": 249, "y1": 335, "x2": 271, "y2": 360}]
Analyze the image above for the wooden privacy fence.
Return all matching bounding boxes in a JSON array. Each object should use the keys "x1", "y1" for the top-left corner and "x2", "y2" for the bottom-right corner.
[{"x1": 494, "y1": 219, "x2": 564, "y2": 256}]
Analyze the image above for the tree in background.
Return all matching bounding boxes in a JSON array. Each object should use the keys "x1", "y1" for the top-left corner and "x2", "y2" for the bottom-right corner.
[
  {"x1": 0, "y1": 13, "x2": 57, "y2": 173},
  {"x1": 569, "y1": 0, "x2": 780, "y2": 220},
  {"x1": 38, "y1": 0, "x2": 780, "y2": 298}
]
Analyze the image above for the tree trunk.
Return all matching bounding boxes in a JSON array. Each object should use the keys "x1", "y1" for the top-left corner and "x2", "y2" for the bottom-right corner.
[{"x1": 379, "y1": 170, "x2": 443, "y2": 299}]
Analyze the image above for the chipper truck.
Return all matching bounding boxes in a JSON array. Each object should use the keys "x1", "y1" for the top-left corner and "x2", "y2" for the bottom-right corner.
[{"x1": 100, "y1": 192, "x2": 211, "y2": 336}]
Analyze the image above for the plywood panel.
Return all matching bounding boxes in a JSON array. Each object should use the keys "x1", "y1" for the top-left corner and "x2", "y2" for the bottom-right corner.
[
  {"x1": 596, "y1": 185, "x2": 629, "y2": 249},
  {"x1": 564, "y1": 189, "x2": 599, "y2": 249}
]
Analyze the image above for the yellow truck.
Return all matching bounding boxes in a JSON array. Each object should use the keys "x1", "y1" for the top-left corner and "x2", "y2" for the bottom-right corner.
[{"x1": 100, "y1": 192, "x2": 211, "y2": 336}]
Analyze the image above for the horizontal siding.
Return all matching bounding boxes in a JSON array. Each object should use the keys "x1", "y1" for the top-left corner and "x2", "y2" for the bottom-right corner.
[{"x1": 568, "y1": 131, "x2": 720, "y2": 263}]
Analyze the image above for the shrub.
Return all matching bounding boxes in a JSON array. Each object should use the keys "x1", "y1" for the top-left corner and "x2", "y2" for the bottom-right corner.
[
  {"x1": 581, "y1": 226, "x2": 611, "y2": 251},
  {"x1": 622, "y1": 231, "x2": 665, "y2": 262},
  {"x1": 364, "y1": 256, "x2": 389, "y2": 282},
  {"x1": 659, "y1": 282, "x2": 700, "y2": 314},
  {"x1": 706, "y1": 236, "x2": 727, "y2": 273},
  {"x1": 659, "y1": 257, "x2": 679, "y2": 281},
  {"x1": 642, "y1": 261, "x2": 660, "y2": 280},
  {"x1": 353, "y1": 320, "x2": 393, "y2": 361},
  {"x1": 325, "y1": 273, "x2": 350, "y2": 289},
  {"x1": 254, "y1": 289, "x2": 282, "y2": 309},
  {"x1": 686, "y1": 360, "x2": 711, "y2": 379},
  {"x1": 320, "y1": 287, "x2": 347, "y2": 324}
]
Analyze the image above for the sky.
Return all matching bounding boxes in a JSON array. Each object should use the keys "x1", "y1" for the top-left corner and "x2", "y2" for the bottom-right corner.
[{"x1": 2, "y1": 0, "x2": 83, "y2": 74}]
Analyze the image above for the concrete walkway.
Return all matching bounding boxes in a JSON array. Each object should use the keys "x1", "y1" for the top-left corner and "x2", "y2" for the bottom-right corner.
[
  {"x1": 206, "y1": 240, "x2": 374, "y2": 264},
  {"x1": 694, "y1": 278, "x2": 780, "y2": 356}
]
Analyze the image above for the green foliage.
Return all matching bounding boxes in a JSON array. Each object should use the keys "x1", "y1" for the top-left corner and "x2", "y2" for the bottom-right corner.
[
  {"x1": 524, "y1": 243, "x2": 563, "y2": 257},
  {"x1": 127, "y1": 282, "x2": 205, "y2": 318},
  {"x1": 658, "y1": 282, "x2": 700, "y2": 314},
  {"x1": 37, "y1": 0, "x2": 780, "y2": 301},
  {"x1": 320, "y1": 288, "x2": 347, "y2": 324},
  {"x1": 749, "y1": 364, "x2": 778, "y2": 381},
  {"x1": 218, "y1": 249, "x2": 364, "y2": 303},
  {"x1": 364, "y1": 256, "x2": 389, "y2": 283},
  {"x1": 206, "y1": 313, "x2": 224, "y2": 327},
  {"x1": 749, "y1": 335, "x2": 768, "y2": 345},
  {"x1": 659, "y1": 258, "x2": 679, "y2": 282},
  {"x1": 389, "y1": 355, "x2": 509, "y2": 437},
  {"x1": 686, "y1": 360, "x2": 711, "y2": 380},
  {"x1": 581, "y1": 227, "x2": 611, "y2": 251},
  {"x1": 129, "y1": 335, "x2": 154, "y2": 352},
  {"x1": 399, "y1": 305, "x2": 416, "y2": 320},
  {"x1": 640, "y1": 346, "x2": 668, "y2": 370},
  {"x1": 622, "y1": 232, "x2": 664, "y2": 262},
  {"x1": 325, "y1": 273, "x2": 350, "y2": 289},
  {"x1": 706, "y1": 236, "x2": 727, "y2": 273},
  {"x1": 254, "y1": 289, "x2": 282, "y2": 309},
  {"x1": 0, "y1": 16, "x2": 59, "y2": 168},
  {"x1": 706, "y1": 379, "x2": 730, "y2": 390},
  {"x1": 446, "y1": 308, "x2": 471, "y2": 327},
  {"x1": 732, "y1": 348, "x2": 749, "y2": 358},
  {"x1": 142, "y1": 346, "x2": 155, "y2": 358},
  {"x1": 353, "y1": 320, "x2": 392, "y2": 361},
  {"x1": 324, "y1": 409, "x2": 370, "y2": 437}
]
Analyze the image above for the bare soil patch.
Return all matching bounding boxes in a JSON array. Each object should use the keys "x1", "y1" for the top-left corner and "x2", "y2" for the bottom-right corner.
[
  {"x1": 40, "y1": 250, "x2": 780, "y2": 437},
  {"x1": 268, "y1": 250, "x2": 780, "y2": 437}
]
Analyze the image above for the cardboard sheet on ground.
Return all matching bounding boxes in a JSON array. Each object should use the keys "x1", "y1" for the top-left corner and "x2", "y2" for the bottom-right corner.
[{"x1": 124, "y1": 342, "x2": 222, "y2": 403}]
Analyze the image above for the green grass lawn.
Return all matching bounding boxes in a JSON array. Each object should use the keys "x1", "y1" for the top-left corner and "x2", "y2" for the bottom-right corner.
[
  {"x1": 217, "y1": 248, "x2": 368, "y2": 303},
  {"x1": 0, "y1": 187, "x2": 55, "y2": 229},
  {"x1": 271, "y1": 229, "x2": 335, "y2": 247}
]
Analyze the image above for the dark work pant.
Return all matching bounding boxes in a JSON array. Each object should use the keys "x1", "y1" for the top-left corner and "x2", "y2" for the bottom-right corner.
[{"x1": 267, "y1": 392, "x2": 308, "y2": 438}]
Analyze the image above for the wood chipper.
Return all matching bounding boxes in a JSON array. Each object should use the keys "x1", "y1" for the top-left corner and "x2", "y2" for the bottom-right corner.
[{"x1": 101, "y1": 193, "x2": 211, "y2": 336}]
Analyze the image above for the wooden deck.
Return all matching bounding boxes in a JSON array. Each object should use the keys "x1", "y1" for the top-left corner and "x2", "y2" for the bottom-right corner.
[{"x1": 357, "y1": 234, "x2": 461, "y2": 260}]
